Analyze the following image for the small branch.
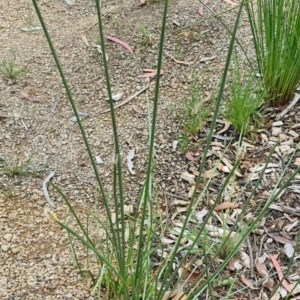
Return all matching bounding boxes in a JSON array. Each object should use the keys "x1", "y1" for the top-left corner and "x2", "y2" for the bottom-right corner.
[
  {"x1": 42, "y1": 171, "x2": 56, "y2": 207},
  {"x1": 164, "y1": 191, "x2": 189, "y2": 201},
  {"x1": 257, "y1": 234, "x2": 266, "y2": 262},
  {"x1": 275, "y1": 92, "x2": 300, "y2": 121},
  {"x1": 269, "y1": 203, "x2": 300, "y2": 218},
  {"x1": 51, "y1": 101, "x2": 59, "y2": 114},
  {"x1": 246, "y1": 236, "x2": 254, "y2": 278},
  {"x1": 100, "y1": 84, "x2": 151, "y2": 114}
]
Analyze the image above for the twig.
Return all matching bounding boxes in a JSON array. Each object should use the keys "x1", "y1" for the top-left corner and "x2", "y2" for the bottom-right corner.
[
  {"x1": 42, "y1": 171, "x2": 56, "y2": 207},
  {"x1": 51, "y1": 101, "x2": 59, "y2": 114},
  {"x1": 20, "y1": 118, "x2": 28, "y2": 130},
  {"x1": 257, "y1": 234, "x2": 266, "y2": 262},
  {"x1": 82, "y1": 14, "x2": 108, "y2": 33},
  {"x1": 275, "y1": 92, "x2": 300, "y2": 121},
  {"x1": 246, "y1": 236, "x2": 254, "y2": 278},
  {"x1": 269, "y1": 203, "x2": 300, "y2": 218},
  {"x1": 100, "y1": 84, "x2": 151, "y2": 114},
  {"x1": 164, "y1": 191, "x2": 189, "y2": 201}
]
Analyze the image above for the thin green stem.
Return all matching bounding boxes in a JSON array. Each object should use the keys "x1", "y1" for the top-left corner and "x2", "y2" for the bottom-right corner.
[
  {"x1": 94, "y1": 0, "x2": 126, "y2": 278},
  {"x1": 135, "y1": 0, "x2": 169, "y2": 291},
  {"x1": 157, "y1": 1, "x2": 245, "y2": 297}
]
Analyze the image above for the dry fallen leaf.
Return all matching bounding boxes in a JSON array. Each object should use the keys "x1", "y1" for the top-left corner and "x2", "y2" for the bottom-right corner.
[
  {"x1": 205, "y1": 224, "x2": 236, "y2": 238},
  {"x1": 81, "y1": 34, "x2": 89, "y2": 47},
  {"x1": 216, "y1": 120, "x2": 231, "y2": 134},
  {"x1": 188, "y1": 147, "x2": 201, "y2": 153},
  {"x1": 214, "y1": 202, "x2": 240, "y2": 211},
  {"x1": 240, "y1": 273, "x2": 259, "y2": 290},
  {"x1": 127, "y1": 149, "x2": 135, "y2": 175},
  {"x1": 20, "y1": 91, "x2": 42, "y2": 103},
  {"x1": 199, "y1": 56, "x2": 217, "y2": 63},
  {"x1": 185, "y1": 152, "x2": 195, "y2": 161},
  {"x1": 256, "y1": 263, "x2": 268, "y2": 278},
  {"x1": 256, "y1": 263, "x2": 275, "y2": 290},
  {"x1": 199, "y1": 5, "x2": 204, "y2": 16},
  {"x1": 20, "y1": 26, "x2": 42, "y2": 32},
  {"x1": 139, "y1": 0, "x2": 147, "y2": 6},
  {"x1": 181, "y1": 263, "x2": 204, "y2": 283},
  {"x1": 181, "y1": 172, "x2": 195, "y2": 184},
  {"x1": 240, "y1": 251, "x2": 250, "y2": 268},
  {"x1": 222, "y1": 0, "x2": 238, "y2": 5},
  {"x1": 294, "y1": 157, "x2": 300, "y2": 166},
  {"x1": 132, "y1": 105, "x2": 146, "y2": 115},
  {"x1": 269, "y1": 254, "x2": 293, "y2": 295},
  {"x1": 162, "y1": 290, "x2": 187, "y2": 300},
  {"x1": 266, "y1": 231, "x2": 297, "y2": 246},
  {"x1": 283, "y1": 243, "x2": 294, "y2": 258},
  {"x1": 227, "y1": 257, "x2": 236, "y2": 271},
  {"x1": 137, "y1": 69, "x2": 165, "y2": 78},
  {"x1": 105, "y1": 35, "x2": 134, "y2": 54}
]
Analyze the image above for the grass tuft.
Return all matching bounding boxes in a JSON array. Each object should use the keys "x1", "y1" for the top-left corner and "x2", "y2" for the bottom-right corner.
[
  {"x1": 245, "y1": 0, "x2": 300, "y2": 107},
  {"x1": 224, "y1": 53, "x2": 265, "y2": 136},
  {"x1": 31, "y1": 0, "x2": 300, "y2": 298},
  {"x1": 0, "y1": 157, "x2": 43, "y2": 176},
  {"x1": 0, "y1": 54, "x2": 27, "y2": 80}
]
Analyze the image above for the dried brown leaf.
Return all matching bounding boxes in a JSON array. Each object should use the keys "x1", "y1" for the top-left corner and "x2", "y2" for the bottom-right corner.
[
  {"x1": 199, "y1": 56, "x2": 217, "y2": 63},
  {"x1": 186, "y1": 152, "x2": 195, "y2": 161},
  {"x1": 199, "y1": 5, "x2": 204, "y2": 16},
  {"x1": 216, "y1": 120, "x2": 230, "y2": 134},
  {"x1": 132, "y1": 105, "x2": 146, "y2": 115},
  {"x1": 181, "y1": 263, "x2": 203, "y2": 283},
  {"x1": 222, "y1": 0, "x2": 238, "y2": 5},
  {"x1": 81, "y1": 34, "x2": 89, "y2": 47},
  {"x1": 256, "y1": 263, "x2": 268, "y2": 278},
  {"x1": 266, "y1": 231, "x2": 297, "y2": 246},
  {"x1": 240, "y1": 273, "x2": 259, "y2": 290},
  {"x1": 162, "y1": 290, "x2": 187, "y2": 300},
  {"x1": 105, "y1": 35, "x2": 133, "y2": 54},
  {"x1": 269, "y1": 254, "x2": 293, "y2": 295},
  {"x1": 139, "y1": 0, "x2": 147, "y2": 6},
  {"x1": 214, "y1": 202, "x2": 240, "y2": 211},
  {"x1": 240, "y1": 251, "x2": 250, "y2": 268}
]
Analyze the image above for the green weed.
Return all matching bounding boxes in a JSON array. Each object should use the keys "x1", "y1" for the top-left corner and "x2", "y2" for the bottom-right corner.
[
  {"x1": 173, "y1": 43, "x2": 182, "y2": 59},
  {"x1": 32, "y1": 0, "x2": 300, "y2": 298},
  {"x1": 0, "y1": 157, "x2": 43, "y2": 176},
  {"x1": 113, "y1": 17, "x2": 121, "y2": 27},
  {"x1": 183, "y1": 69, "x2": 212, "y2": 135},
  {"x1": 138, "y1": 21, "x2": 152, "y2": 46},
  {"x1": 0, "y1": 54, "x2": 27, "y2": 80},
  {"x1": 224, "y1": 54, "x2": 265, "y2": 135},
  {"x1": 25, "y1": 1, "x2": 35, "y2": 30},
  {"x1": 246, "y1": 0, "x2": 300, "y2": 107}
]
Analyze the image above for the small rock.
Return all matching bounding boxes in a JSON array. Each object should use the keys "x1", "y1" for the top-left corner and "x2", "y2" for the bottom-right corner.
[
  {"x1": 4, "y1": 233, "x2": 12, "y2": 242},
  {"x1": 1, "y1": 245, "x2": 9, "y2": 252},
  {"x1": 11, "y1": 247, "x2": 19, "y2": 254},
  {"x1": 65, "y1": 293, "x2": 73, "y2": 298}
]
